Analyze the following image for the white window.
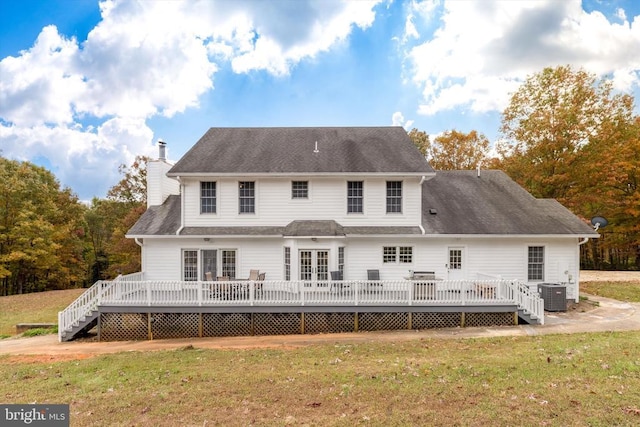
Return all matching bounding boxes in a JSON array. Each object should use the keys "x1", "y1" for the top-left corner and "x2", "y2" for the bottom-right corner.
[
  {"x1": 528, "y1": 246, "x2": 544, "y2": 281},
  {"x1": 347, "y1": 181, "x2": 363, "y2": 213},
  {"x1": 182, "y1": 249, "x2": 235, "y2": 280},
  {"x1": 183, "y1": 250, "x2": 198, "y2": 281},
  {"x1": 386, "y1": 181, "x2": 402, "y2": 213},
  {"x1": 222, "y1": 250, "x2": 237, "y2": 278},
  {"x1": 292, "y1": 181, "x2": 308, "y2": 199},
  {"x1": 200, "y1": 182, "x2": 216, "y2": 213},
  {"x1": 239, "y1": 181, "x2": 255, "y2": 214},
  {"x1": 284, "y1": 247, "x2": 291, "y2": 281},
  {"x1": 383, "y1": 246, "x2": 412, "y2": 263}
]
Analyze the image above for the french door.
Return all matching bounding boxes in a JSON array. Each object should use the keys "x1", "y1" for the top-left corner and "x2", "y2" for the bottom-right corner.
[{"x1": 299, "y1": 250, "x2": 329, "y2": 288}]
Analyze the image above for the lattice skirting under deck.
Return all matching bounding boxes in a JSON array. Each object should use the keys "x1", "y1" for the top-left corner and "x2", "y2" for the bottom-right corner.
[{"x1": 98, "y1": 311, "x2": 516, "y2": 341}]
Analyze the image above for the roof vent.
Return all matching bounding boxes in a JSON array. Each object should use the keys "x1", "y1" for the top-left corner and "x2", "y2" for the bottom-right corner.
[
  {"x1": 429, "y1": 208, "x2": 437, "y2": 215},
  {"x1": 313, "y1": 140, "x2": 319, "y2": 153},
  {"x1": 158, "y1": 140, "x2": 167, "y2": 161}
]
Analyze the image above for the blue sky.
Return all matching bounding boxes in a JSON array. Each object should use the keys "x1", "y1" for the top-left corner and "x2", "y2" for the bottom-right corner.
[{"x1": 2, "y1": 0, "x2": 640, "y2": 201}]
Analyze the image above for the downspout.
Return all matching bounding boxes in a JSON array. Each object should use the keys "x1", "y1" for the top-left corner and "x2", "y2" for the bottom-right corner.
[
  {"x1": 176, "y1": 176, "x2": 185, "y2": 235},
  {"x1": 419, "y1": 175, "x2": 426, "y2": 234},
  {"x1": 135, "y1": 238, "x2": 144, "y2": 277}
]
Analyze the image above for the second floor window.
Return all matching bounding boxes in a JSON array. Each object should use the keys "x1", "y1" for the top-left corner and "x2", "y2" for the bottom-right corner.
[
  {"x1": 292, "y1": 181, "x2": 308, "y2": 199},
  {"x1": 239, "y1": 181, "x2": 255, "y2": 213},
  {"x1": 386, "y1": 181, "x2": 402, "y2": 213},
  {"x1": 347, "y1": 181, "x2": 363, "y2": 213},
  {"x1": 200, "y1": 182, "x2": 216, "y2": 213}
]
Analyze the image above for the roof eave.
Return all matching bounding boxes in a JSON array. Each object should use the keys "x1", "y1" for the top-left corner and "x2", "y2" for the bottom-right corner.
[{"x1": 167, "y1": 172, "x2": 434, "y2": 178}]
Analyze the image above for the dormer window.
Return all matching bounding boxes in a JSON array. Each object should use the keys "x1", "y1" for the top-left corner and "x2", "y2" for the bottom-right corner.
[
  {"x1": 200, "y1": 182, "x2": 216, "y2": 213},
  {"x1": 239, "y1": 181, "x2": 255, "y2": 214},
  {"x1": 292, "y1": 181, "x2": 308, "y2": 199}
]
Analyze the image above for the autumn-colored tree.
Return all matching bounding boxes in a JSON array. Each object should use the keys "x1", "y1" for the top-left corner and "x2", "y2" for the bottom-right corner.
[
  {"x1": 407, "y1": 128, "x2": 430, "y2": 156},
  {"x1": 496, "y1": 65, "x2": 633, "y2": 204},
  {"x1": 84, "y1": 156, "x2": 148, "y2": 282},
  {"x1": 0, "y1": 158, "x2": 87, "y2": 295},
  {"x1": 84, "y1": 198, "x2": 131, "y2": 282},
  {"x1": 429, "y1": 130, "x2": 490, "y2": 170},
  {"x1": 496, "y1": 65, "x2": 639, "y2": 269},
  {"x1": 107, "y1": 155, "x2": 148, "y2": 204}
]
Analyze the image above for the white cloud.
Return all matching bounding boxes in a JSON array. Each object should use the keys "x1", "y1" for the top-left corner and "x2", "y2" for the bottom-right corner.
[
  {"x1": 0, "y1": 0, "x2": 380, "y2": 198},
  {"x1": 407, "y1": 0, "x2": 640, "y2": 116},
  {"x1": 229, "y1": 1, "x2": 379, "y2": 75},
  {"x1": 0, "y1": 26, "x2": 84, "y2": 127},
  {"x1": 0, "y1": 118, "x2": 152, "y2": 199},
  {"x1": 391, "y1": 111, "x2": 414, "y2": 130}
]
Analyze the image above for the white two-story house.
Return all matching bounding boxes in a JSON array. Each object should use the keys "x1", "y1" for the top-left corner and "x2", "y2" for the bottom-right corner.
[
  {"x1": 130, "y1": 127, "x2": 596, "y2": 296},
  {"x1": 58, "y1": 126, "x2": 598, "y2": 341}
]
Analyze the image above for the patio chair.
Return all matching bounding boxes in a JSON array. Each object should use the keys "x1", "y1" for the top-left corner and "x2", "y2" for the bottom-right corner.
[
  {"x1": 255, "y1": 272, "x2": 265, "y2": 298},
  {"x1": 248, "y1": 269, "x2": 260, "y2": 281},
  {"x1": 330, "y1": 270, "x2": 346, "y2": 294},
  {"x1": 367, "y1": 269, "x2": 382, "y2": 293}
]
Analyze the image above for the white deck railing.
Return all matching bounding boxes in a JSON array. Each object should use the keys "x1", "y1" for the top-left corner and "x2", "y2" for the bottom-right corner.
[
  {"x1": 58, "y1": 272, "x2": 145, "y2": 341},
  {"x1": 59, "y1": 276, "x2": 543, "y2": 340}
]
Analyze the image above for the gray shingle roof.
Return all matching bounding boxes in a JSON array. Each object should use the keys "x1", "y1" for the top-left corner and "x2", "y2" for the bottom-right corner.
[
  {"x1": 168, "y1": 127, "x2": 433, "y2": 175},
  {"x1": 421, "y1": 170, "x2": 598, "y2": 236},
  {"x1": 283, "y1": 220, "x2": 344, "y2": 237},
  {"x1": 127, "y1": 195, "x2": 181, "y2": 236}
]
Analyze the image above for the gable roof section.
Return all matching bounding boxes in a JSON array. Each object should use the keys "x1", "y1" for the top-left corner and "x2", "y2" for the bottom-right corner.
[
  {"x1": 421, "y1": 170, "x2": 598, "y2": 236},
  {"x1": 168, "y1": 127, "x2": 433, "y2": 176}
]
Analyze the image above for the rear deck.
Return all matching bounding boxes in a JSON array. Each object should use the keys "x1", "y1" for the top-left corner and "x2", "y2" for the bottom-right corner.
[{"x1": 59, "y1": 275, "x2": 544, "y2": 341}]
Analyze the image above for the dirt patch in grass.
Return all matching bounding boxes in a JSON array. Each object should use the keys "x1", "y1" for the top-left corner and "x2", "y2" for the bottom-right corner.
[
  {"x1": 567, "y1": 298, "x2": 599, "y2": 313},
  {"x1": 2, "y1": 354, "x2": 95, "y2": 365}
]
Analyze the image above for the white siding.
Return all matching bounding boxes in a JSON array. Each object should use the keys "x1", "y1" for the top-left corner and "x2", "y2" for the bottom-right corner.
[
  {"x1": 142, "y1": 238, "x2": 285, "y2": 281},
  {"x1": 181, "y1": 176, "x2": 423, "y2": 227},
  {"x1": 147, "y1": 160, "x2": 180, "y2": 207},
  {"x1": 142, "y1": 236, "x2": 581, "y2": 301}
]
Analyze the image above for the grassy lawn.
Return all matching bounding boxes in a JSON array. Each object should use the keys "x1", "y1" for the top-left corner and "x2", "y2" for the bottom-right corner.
[
  {"x1": 581, "y1": 281, "x2": 640, "y2": 303},
  {"x1": 0, "y1": 288, "x2": 85, "y2": 336},
  {"x1": 1, "y1": 332, "x2": 640, "y2": 426},
  {"x1": 1, "y1": 280, "x2": 639, "y2": 425}
]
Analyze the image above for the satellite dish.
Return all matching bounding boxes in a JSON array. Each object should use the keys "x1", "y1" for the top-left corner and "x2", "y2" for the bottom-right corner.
[{"x1": 591, "y1": 216, "x2": 608, "y2": 230}]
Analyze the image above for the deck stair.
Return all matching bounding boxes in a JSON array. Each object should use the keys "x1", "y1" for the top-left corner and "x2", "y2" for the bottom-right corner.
[{"x1": 59, "y1": 310, "x2": 99, "y2": 342}]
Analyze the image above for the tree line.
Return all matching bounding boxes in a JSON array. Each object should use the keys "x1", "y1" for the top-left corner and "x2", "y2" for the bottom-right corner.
[
  {"x1": 1, "y1": 65, "x2": 638, "y2": 295},
  {"x1": 409, "y1": 65, "x2": 640, "y2": 270},
  {"x1": 0, "y1": 155, "x2": 147, "y2": 296}
]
